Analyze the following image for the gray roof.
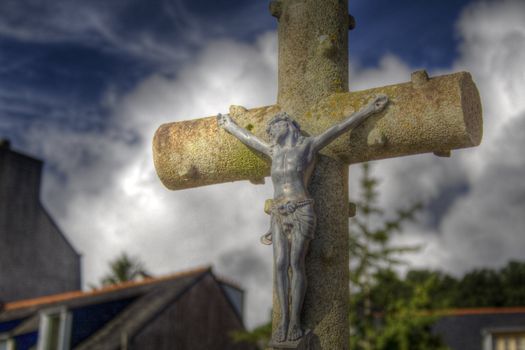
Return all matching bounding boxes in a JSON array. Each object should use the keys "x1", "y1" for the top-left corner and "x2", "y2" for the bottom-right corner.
[
  {"x1": 0, "y1": 266, "x2": 212, "y2": 348},
  {"x1": 75, "y1": 271, "x2": 210, "y2": 350},
  {"x1": 433, "y1": 308, "x2": 525, "y2": 350}
]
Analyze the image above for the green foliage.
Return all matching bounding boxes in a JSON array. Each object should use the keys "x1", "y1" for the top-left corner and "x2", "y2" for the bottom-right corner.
[
  {"x1": 351, "y1": 269, "x2": 453, "y2": 350},
  {"x1": 358, "y1": 261, "x2": 525, "y2": 349},
  {"x1": 404, "y1": 270, "x2": 458, "y2": 310},
  {"x1": 230, "y1": 320, "x2": 272, "y2": 350},
  {"x1": 453, "y1": 268, "x2": 504, "y2": 307},
  {"x1": 376, "y1": 278, "x2": 449, "y2": 350},
  {"x1": 500, "y1": 261, "x2": 525, "y2": 305},
  {"x1": 440, "y1": 261, "x2": 525, "y2": 308},
  {"x1": 368, "y1": 260, "x2": 525, "y2": 315},
  {"x1": 347, "y1": 164, "x2": 525, "y2": 349},
  {"x1": 350, "y1": 163, "x2": 421, "y2": 283},
  {"x1": 350, "y1": 163, "x2": 423, "y2": 349},
  {"x1": 99, "y1": 252, "x2": 150, "y2": 287}
]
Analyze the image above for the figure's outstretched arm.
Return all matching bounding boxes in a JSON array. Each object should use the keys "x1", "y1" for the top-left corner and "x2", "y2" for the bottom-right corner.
[
  {"x1": 311, "y1": 94, "x2": 389, "y2": 152},
  {"x1": 217, "y1": 113, "x2": 271, "y2": 157}
]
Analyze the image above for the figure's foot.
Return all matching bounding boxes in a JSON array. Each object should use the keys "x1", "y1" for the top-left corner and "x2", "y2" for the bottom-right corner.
[
  {"x1": 287, "y1": 323, "x2": 304, "y2": 341},
  {"x1": 274, "y1": 322, "x2": 287, "y2": 342}
]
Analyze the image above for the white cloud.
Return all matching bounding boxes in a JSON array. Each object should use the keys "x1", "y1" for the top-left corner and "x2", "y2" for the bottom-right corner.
[
  {"x1": 0, "y1": 0, "x2": 192, "y2": 65},
  {"x1": 356, "y1": 0, "x2": 525, "y2": 277},
  {"x1": 349, "y1": 54, "x2": 413, "y2": 92},
  {"x1": 33, "y1": 31, "x2": 278, "y2": 327},
  {"x1": 30, "y1": 0, "x2": 525, "y2": 329}
]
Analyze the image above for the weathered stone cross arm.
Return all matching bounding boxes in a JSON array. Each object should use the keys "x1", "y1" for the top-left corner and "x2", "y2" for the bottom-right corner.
[{"x1": 153, "y1": 70, "x2": 482, "y2": 190}]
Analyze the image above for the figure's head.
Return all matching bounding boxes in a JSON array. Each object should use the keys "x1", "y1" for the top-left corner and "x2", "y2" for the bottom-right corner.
[{"x1": 266, "y1": 112, "x2": 301, "y2": 144}]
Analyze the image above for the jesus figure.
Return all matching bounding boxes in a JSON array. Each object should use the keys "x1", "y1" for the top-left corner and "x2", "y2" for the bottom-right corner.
[{"x1": 217, "y1": 94, "x2": 388, "y2": 343}]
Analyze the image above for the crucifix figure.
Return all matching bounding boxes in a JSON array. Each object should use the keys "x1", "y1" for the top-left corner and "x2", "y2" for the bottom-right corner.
[
  {"x1": 153, "y1": 0, "x2": 481, "y2": 348},
  {"x1": 217, "y1": 95, "x2": 388, "y2": 342}
]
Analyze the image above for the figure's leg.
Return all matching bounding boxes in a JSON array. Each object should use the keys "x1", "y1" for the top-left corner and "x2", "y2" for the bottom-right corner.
[
  {"x1": 273, "y1": 217, "x2": 290, "y2": 342},
  {"x1": 288, "y1": 231, "x2": 310, "y2": 341}
]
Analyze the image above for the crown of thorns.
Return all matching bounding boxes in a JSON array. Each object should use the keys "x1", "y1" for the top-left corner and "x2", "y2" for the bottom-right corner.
[{"x1": 266, "y1": 112, "x2": 301, "y2": 134}]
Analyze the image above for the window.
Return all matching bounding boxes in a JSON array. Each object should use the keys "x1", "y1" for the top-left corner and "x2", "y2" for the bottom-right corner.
[
  {"x1": 37, "y1": 307, "x2": 71, "y2": 350},
  {"x1": 494, "y1": 334, "x2": 525, "y2": 350},
  {"x1": 0, "y1": 337, "x2": 14, "y2": 350},
  {"x1": 485, "y1": 331, "x2": 525, "y2": 350}
]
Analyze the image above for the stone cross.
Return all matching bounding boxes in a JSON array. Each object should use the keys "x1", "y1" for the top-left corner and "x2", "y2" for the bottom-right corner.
[{"x1": 152, "y1": 1, "x2": 482, "y2": 349}]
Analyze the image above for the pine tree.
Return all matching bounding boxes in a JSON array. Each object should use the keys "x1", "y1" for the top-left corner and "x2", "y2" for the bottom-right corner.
[
  {"x1": 349, "y1": 163, "x2": 422, "y2": 350},
  {"x1": 99, "y1": 252, "x2": 150, "y2": 286},
  {"x1": 375, "y1": 276, "x2": 449, "y2": 350}
]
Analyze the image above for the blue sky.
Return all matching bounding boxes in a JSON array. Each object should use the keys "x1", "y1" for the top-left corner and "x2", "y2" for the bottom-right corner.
[
  {"x1": 0, "y1": 0, "x2": 470, "y2": 143},
  {"x1": 1, "y1": 0, "x2": 524, "y2": 328}
]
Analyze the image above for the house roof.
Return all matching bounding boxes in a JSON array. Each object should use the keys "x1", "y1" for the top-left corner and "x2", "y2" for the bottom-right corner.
[
  {"x1": 436, "y1": 307, "x2": 525, "y2": 317},
  {"x1": 75, "y1": 271, "x2": 212, "y2": 350},
  {"x1": 433, "y1": 307, "x2": 525, "y2": 350},
  {"x1": 373, "y1": 306, "x2": 525, "y2": 319},
  {"x1": 1, "y1": 266, "x2": 224, "y2": 349},
  {"x1": 0, "y1": 265, "x2": 249, "y2": 350},
  {"x1": 0, "y1": 266, "x2": 211, "y2": 323},
  {"x1": 215, "y1": 274, "x2": 243, "y2": 291}
]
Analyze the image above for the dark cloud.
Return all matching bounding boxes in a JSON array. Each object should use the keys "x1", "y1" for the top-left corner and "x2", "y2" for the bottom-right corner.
[
  {"x1": 217, "y1": 245, "x2": 273, "y2": 325},
  {"x1": 425, "y1": 181, "x2": 470, "y2": 229},
  {"x1": 218, "y1": 246, "x2": 270, "y2": 284}
]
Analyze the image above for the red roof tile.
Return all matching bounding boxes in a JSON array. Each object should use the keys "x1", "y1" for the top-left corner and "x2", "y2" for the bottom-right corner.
[{"x1": 3, "y1": 266, "x2": 211, "y2": 311}]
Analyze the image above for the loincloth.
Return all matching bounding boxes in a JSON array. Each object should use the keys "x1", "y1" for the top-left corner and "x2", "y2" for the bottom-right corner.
[{"x1": 260, "y1": 199, "x2": 316, "y2": 245}]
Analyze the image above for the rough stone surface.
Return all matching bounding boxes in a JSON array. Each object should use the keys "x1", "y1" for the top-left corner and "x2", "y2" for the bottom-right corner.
[
  {"x1": 276, "y1": 0, "x2": 349, "y2": 117},
  {"x1": 153, "y1": 72, "x2": 482, "y2": 190},
  {"x1": 269, "y1": 328, "x2": 314, "y2": 349},
  {"x1": 302, "y1": 157, "x2": 350, "y2": 349},
  {"x1": 153, "y1": 105, "x2": 277, "y2": 190},
  {"x1": 304, "y1": 71, "x2": 483, "y2": 164},
  {"x1": 270, "y1": 1, "x2": 350, "y2": 348}
]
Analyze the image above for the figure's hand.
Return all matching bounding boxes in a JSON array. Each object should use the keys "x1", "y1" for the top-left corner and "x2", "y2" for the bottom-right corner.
[
  {"x1": 217, "y1": 113, "x2": 233, "y2": 128},
  {"x1": 370, "y1": 94, "x2": 388, "y2": 113},
  {"x1": 285, "y1": 202, "x2": 297, "y2": 213}
]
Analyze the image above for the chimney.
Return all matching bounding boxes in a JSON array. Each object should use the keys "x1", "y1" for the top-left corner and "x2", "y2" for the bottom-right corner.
[
  {"x1": 0, "y1": 139, "x2": 10, "y2": 149},
  {"x1": 0, "y1": 140, "x2": 43, "y2": 211}
]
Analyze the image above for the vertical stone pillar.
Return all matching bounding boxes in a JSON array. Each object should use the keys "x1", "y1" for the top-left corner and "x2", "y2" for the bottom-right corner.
[
  {"x1": 276, "y1": 0, "x2": 349, "y2": 116},
  {"x1": 271, "y1": 0, "x2": 350, "y2": 348}
]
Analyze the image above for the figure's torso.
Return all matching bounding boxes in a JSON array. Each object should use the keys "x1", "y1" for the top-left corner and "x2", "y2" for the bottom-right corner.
[{"x1": 271, "y1": 138, "x2": 316, "y2": 202}]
